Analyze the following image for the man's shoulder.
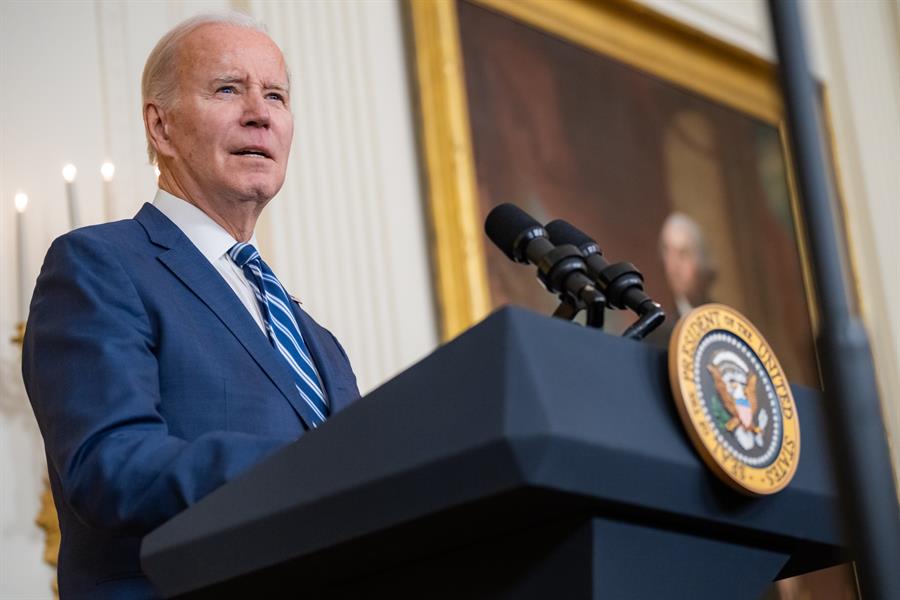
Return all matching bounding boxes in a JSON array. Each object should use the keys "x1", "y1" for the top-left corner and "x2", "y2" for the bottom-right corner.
[
  {"x1": 63, "y1": 217, "x2": 144, "y2": 242},
  {"x1": 51, "y1": 206, "x2": 159, "y2": 255},
  {"x1": 42, "y1": 211, "x2": 165, "y2": 278}
]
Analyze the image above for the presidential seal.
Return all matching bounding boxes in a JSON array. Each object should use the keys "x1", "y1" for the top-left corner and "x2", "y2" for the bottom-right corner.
[{"x1": 668, "y1": 304, "x2": 800, "y2": 496}]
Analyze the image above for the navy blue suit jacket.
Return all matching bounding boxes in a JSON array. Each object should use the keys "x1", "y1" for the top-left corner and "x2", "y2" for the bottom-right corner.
[{"x1": 22, "y1": 203, "x2": 360, "y2": 599}]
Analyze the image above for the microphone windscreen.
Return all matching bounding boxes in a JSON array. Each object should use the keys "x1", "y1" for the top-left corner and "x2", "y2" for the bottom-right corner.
[
  {"x1": 484, "y1": 203, "x2": 542, "y2": 261},
  {"x1": 546, "y1": 219, "x2": 602, "y2": 255}
]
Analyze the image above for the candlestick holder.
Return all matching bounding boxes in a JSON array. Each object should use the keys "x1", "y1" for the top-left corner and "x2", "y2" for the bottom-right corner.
[
  {"x1": 11, "y1": 321, "x2": 60, "y2": 598},
  {"x1": 11, "y1": 321, "x2": 25, "y2": 345}
]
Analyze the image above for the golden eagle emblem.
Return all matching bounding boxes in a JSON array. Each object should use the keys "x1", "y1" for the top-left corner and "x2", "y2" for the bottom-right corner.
[
  {"x1": 705, "y1": 350, "x2": 769, "y2": 451},
  {"x1": 707, "y1": 365, "x2": 759, "y2": 433}
]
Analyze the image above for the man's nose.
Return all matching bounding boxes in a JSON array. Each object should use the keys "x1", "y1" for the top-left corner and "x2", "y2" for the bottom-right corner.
[{"x1": 241, "y1": 91, "x2": 270, "y2": 128}]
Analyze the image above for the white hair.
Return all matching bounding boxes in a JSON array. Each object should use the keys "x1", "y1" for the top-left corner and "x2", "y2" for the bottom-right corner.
[
  {"x1": 141, "y1": 11, "x2": 270, "y2": 165},
  {"x1": 660, "y1": 211, "x2": 716, "y2": 276}
]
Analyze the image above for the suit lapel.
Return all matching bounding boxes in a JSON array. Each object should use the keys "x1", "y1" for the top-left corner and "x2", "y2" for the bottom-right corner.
[
  {"x1": 135, "y1": 204, "x2": 320, "y2": 429},
  {"x1": 290, "y1": 303, "x2": 353, "y2": 415}
]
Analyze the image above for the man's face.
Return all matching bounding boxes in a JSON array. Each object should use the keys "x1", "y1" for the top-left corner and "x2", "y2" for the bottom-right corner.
[
  {"x1": 660, "y1": 223, "x2": 704, "y2": 301},
  {"x1": 161, "y1": 24, "x2": 293, "y2": 205}
]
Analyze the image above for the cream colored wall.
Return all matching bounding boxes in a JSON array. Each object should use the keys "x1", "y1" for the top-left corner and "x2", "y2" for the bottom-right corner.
[{"x1": 640, "y1": 0, "x2": 900, "y2": 475}]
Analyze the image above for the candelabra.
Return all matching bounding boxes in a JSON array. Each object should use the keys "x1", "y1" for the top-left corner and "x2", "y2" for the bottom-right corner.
[{"x1": 11, "y1": 322, "x2": 59, "y2": 598}]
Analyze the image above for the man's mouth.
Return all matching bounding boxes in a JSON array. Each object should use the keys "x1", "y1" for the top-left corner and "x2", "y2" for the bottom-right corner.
[{"x1": 231, "y1": 147, "x2": 272, "y2": 159}]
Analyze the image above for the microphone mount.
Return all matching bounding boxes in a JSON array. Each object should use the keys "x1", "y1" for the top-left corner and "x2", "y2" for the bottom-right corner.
[
  {"x1": 546, "y1": 220, "x2": 665, "y2": 341},
  {"x1": 537, "y1": 244, "x2": 606, "y2": 329}
]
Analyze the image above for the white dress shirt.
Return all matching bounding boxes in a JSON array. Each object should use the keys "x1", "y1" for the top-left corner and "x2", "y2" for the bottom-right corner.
[{"x1": 153, "y1": 189, "x2": 267, "y2": 333}]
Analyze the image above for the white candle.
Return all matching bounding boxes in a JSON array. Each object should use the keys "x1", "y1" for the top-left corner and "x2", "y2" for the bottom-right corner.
[
  {"x1": 14, "y1": 192, "x2": 29, "y2": 322},
  {"x1": 101, "y1": 161, "x2": 115, "y2": 221},
  {"x1": 62, "y1": 163, "x2": 79, "y2": 229}
]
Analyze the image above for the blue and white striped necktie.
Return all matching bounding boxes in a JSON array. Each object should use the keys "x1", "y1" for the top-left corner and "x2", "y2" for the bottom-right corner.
[{"x1": 228, "y1": 242, "x2": 329, "y2": 428}]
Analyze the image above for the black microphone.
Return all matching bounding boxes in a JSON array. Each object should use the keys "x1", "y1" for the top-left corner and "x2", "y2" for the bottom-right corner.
[
  {"x1": 545, "y1": 219, "x2": 665, "y2": 339},
  {"x1": 484, "y1": 203, "x2": 552, "y2": 265},
  {"x1": 484, "y1": 204, "x2": 606, "y2": 326},
  {"x1": 544, "y1": 219, "x2": 604, "y2": 268}
]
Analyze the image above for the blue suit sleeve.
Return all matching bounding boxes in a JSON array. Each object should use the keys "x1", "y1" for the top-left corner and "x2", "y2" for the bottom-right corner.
[{"x1": 22, "y1": 232, "x2": 295, "y2": 536}]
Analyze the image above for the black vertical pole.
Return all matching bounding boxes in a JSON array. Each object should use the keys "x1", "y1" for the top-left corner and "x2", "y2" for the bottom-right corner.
[{"x1": 767, "y1": 1, "x2": 900, "y2": 598}]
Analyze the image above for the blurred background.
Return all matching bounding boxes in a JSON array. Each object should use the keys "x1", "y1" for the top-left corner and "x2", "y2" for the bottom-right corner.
[{"x1": 1, "y1": 1, "x2": 897, "y2": 598}]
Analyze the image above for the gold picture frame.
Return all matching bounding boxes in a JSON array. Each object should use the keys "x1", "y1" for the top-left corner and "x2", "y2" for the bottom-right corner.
[{"x1": 407, "y1": 0, "x2": 857, "y2": 388}]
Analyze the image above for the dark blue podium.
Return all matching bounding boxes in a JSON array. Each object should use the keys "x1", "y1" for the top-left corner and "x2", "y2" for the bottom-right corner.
[{"x1": 141, "y1": 307, "x2": 844, "y2": 599}]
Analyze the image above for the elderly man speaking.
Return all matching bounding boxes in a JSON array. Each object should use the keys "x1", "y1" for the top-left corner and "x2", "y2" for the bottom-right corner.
[{"x1": 23, "y1": 12, "x2": 359, "y2": 599}]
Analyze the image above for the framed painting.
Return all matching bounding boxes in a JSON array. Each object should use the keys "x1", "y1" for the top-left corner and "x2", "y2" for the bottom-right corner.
[{"x1": 407, "y1": 0, "x2": 857, "y2": 390}]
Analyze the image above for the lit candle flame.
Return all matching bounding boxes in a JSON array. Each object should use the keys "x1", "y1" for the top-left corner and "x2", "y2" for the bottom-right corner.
[
  {"x1": 101, "y1": 162, "x2": 116, "y2": 182},
  {"x1": 62, "y1": 163, "x2": 77, "y2": 183},
  {"x1": 14, "y1": 192, "x2": 28, "y2": 213}
]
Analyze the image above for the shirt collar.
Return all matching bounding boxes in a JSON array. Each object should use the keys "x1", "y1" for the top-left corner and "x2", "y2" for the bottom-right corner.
[{"x1": 152, "y1": 189, "x2": 259, "y2": 264}]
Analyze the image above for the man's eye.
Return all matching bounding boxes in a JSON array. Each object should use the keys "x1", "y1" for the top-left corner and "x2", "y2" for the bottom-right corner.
[
  {"x1": 218, "y1": 86, "x2": 236, "y2": 94},
  {"x1": 266, "y1": 92, "x2": 285, "y2": 103}
]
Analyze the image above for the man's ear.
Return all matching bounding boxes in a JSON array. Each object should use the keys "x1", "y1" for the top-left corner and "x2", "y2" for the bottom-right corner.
[{"x1": 145, "y1": 102, "x2": 175, "y2": 159}]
